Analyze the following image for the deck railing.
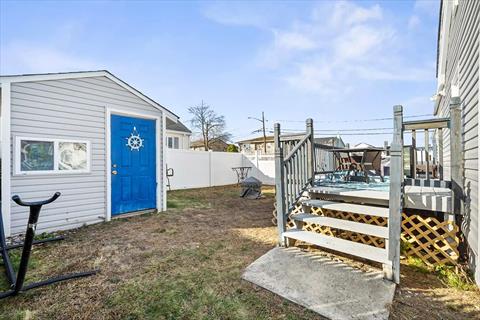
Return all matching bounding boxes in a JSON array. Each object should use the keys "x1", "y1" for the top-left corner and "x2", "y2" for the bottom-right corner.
[
  {"x1": 400, "y1": 98, "x2": 462, "y2": 215},
  {"x1": 313, "y1": 143, "x2": 336, "y2": 174},
  {"x1": 274, "y1": 119, "x2": 315, "y2": 245}
]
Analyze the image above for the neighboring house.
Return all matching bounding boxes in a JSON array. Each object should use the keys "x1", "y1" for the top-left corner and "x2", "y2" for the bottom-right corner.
[
  {"x1": 238, "y1": 134, "x2": 344, "y2": 172},
  {"x1": 433, "y1": 0, "x2": 479, "y2": 285},
  {"x1": 237, "y1": 135, "x2": 275, "y2": 155},
  {"x1": 353, "y1": 142, "x2": 376, "y2": 149},
  {"x1": 0, "y1": 70, "x2": 182, "y2": 236},
  {"x1": 316, "y1": 136, "x2": 346, "y2": 149},
  {"x1": 190, "y1": 139, "x2": 229, "y2": 152},
  {"x1": 238, "y1": 135, "x2": 345, "y2": 155},
  {"x1": 166, "y1": 118, "x2": 191, "y2": 150}
]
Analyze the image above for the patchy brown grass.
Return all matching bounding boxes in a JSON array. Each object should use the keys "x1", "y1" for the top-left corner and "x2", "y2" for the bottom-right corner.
[
  {"x1": 0, "y1": 186, "x2": 321, "y2": 320},
  {"x1": 0, "y1": 185, "x2": 478, "y2": 319}
]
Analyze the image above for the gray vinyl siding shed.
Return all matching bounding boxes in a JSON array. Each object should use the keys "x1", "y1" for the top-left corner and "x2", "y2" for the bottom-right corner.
[
  {"x1": 435, "y1": 0, "x2": 479, "y2": 285},
  {"x1": 1, "y1": 71, "x2": 176, "y2": 236}
]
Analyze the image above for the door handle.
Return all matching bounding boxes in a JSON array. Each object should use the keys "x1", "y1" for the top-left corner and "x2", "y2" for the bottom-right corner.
[{"x1": 112, "y1": 170, "x2": 118, "y2": 175}]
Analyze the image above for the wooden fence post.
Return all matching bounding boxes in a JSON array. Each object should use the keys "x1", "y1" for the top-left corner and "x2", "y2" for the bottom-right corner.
[
  {"x1": 449, "y1": 97, "x2": 463, "y2": 217},
  {"x1": 306, "y1": 118, "x2": 314, "y2": 184},
  {"x1": 388, "y1": 105, "x2": 403, "y2": 284},
  {"x1": 274, "y1": 123, "x2": 286, "y2": 246}
]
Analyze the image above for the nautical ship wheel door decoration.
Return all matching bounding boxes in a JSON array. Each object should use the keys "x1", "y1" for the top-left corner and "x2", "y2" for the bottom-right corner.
[{"x1": 126, "y1": 126, "x2": 144, "y2": 151}]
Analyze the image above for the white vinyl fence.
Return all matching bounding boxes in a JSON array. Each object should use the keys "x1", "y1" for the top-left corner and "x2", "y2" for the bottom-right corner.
[{"x1": 166, "y1": 150, "x2": 275, "y2": 190}]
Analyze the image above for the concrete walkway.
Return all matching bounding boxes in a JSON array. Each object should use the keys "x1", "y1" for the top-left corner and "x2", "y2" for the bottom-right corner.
[{"x1": 242, "y1": 247, "x2": 396, "y2": 320}]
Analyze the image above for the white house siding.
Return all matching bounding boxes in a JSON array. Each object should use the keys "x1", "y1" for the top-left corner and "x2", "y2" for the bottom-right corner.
[
  {"x1": 166, "y1": 130, "x2": 190, "y2": 150},
  {"x1": 435, "y1": 0, "x2": 479, "y2": 284},
  {"x1": 9, "y1": 76, "x2": 164, "y2": 234}
]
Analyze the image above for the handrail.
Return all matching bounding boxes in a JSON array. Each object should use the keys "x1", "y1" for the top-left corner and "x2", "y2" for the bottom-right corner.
[
  {"x1": 280, "y1": 134, "x2": 304, "y2": 142},
  {"x1": 283, "y1": 137, "x2": 310, "y2": 211},
  {"x1": 403, "y1": 117, "x2": 449, "y2": 130},
  {"x1": 284, "y1": 134, "x2": 310, "y2": 162},
  {"x1": 274, "y1": 118, "x2": 315, "y2": 246},
  {"x1": 401, "y1": 111, "x2": 459, "y2": 182}
]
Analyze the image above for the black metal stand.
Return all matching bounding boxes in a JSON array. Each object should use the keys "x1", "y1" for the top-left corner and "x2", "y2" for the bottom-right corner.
[
  {"x1": 232, "y1": 166, "x2": 252, "y2": 184},
  {"x1": 0, "y1": 193, "x2": 98, "y2": 299}
]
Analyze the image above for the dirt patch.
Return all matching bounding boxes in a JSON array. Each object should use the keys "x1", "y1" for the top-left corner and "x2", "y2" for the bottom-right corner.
[{"x1": 0, "y1": 185, "x2": 478, "y2": 319}]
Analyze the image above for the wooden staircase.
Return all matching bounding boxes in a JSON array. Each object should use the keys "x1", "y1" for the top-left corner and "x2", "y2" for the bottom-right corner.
[
  {"x1": 283, "y1": 195, "x2": 391, "y2": 266},
  {"x1": 274, "y1": 109, "x2": 404, "y2": 284}
]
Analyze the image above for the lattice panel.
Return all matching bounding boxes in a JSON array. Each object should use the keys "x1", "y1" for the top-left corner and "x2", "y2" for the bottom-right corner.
[
  {"x1": 272, "y1": 203, "x2": 460, "y2": 266},
  {"x1": 272, "y1": 202, "x2": 303, "y2": 227},
  {"x1": 401, "y1": 213, "x2": 459, "y2": 265}
]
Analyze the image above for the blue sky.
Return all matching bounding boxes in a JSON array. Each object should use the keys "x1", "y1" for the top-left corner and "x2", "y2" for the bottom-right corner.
[{"x1": 0, "y1": 0, "x2": 440, "y2": 145}]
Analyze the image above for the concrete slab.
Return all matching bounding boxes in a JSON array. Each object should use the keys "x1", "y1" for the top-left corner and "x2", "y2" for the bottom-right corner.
[{"x1": 242, "y1": 247, "x2": 396, "y2": 320}]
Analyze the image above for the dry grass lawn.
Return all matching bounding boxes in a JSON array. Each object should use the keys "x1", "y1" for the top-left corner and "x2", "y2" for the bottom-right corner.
[{"x1": 0, "y1": 185, "x2": 478, "y2": 319}]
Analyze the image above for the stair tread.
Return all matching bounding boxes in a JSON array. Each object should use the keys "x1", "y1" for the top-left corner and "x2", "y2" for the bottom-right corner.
[
  {"x1": 283, "y1": 229, "x2": 390, "y2": 264},
  {"x1": 308, "y1": 187, "x2": 389, "y2": 206},
  {"x1": 291, "y1": 213, "x2": 389, "y2": 238},
  {"x1": 301, "y1": 199, "x2": 389, "y2": 218}
]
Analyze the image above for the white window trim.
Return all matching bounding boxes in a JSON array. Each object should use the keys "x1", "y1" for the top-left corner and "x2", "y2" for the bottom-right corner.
[{"x1": 14, "y1": 136, "x2": 91, "y2": 175}]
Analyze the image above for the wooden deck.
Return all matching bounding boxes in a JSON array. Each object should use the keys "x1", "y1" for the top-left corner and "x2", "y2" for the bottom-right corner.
[{"x1": 309, "y1": 185, "x2": 452, "y2": 213}]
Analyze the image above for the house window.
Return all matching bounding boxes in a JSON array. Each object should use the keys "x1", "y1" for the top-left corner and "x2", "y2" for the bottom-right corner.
[
  {"x1": 173, "y1": 137, "x2": 179, "y2": 149},
  {"x1": 167, "y1": 136, "x2": 180, "y2": 149},
  {"x1": 16, "y1": 137, "x2": 90, "y2": 175}
]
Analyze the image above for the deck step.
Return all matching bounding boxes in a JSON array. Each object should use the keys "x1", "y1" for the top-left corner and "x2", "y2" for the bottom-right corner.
[
  {"x1": 301, "y1": 199, "x2": 389, "y2": 218},
  {"x1": 291, "y1": 214, "x2": 389, "y2": 238},
  {"x1": 283, "y1": 229, "x2": 389, "y2": 264},
  {"x1": 308, "y1": 186, "x2": 389, "y2": 207}
]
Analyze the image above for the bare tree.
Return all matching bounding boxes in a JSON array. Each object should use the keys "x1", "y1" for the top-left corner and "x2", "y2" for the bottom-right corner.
[{"x1": 188, "y1": 101, "x2": 231, "y2": 151}]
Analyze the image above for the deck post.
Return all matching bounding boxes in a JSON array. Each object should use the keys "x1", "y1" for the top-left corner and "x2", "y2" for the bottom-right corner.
[
  {"x1": 438, "y1": 128, "x2": 444, "y2": 180},
  {"x1": 388, "y1": 105, "x2": 403, "y2": 284},
  {"x1": 449, "y1": 97, "x2": 463, "y2": 217},
  {"x1": 274, "y1": 123, "x2": 286, "y2": 246},
  {"x1": 425, "y1": 129, "x2": 430, "y2": 180},
  {"x1": 306, "y1": 118, "x2": 314, "y2": 184},
  {"x1": 411, "y1": 130, "x2": 416, "y2": 179}
]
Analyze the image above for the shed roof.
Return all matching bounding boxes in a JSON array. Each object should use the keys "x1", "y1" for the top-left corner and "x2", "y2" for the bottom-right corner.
[
  {"x1": 0, "y1": 70, "x2": 179, "y2": 120},
  {"x1": 166, "y1": 118, "x2": 191, "y2": 134},
  {"x1": 191, "y1": 139, "x2": 229, "y2": 147}
]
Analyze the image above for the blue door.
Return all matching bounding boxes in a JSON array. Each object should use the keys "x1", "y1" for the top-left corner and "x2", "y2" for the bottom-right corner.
[{"x1": 111, "y1": 115, "x2": 156, "y2": 215}]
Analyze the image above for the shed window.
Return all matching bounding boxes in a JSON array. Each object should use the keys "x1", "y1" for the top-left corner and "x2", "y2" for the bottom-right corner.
[
  {"x1": 16, "y1": 137, "x2": 90, "y2": 175},
  {"x1": 58, "y1": 142, "x2": 88, "y2": 171},
  {"x1": 20, "y1": 140, "x2": 54, "y2": 171}
]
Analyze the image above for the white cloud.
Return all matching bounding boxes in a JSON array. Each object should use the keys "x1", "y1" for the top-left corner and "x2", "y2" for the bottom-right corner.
[
  {"x1": 413, "y1": 0, "x2": 439, "y2": 17},
  {"x1": 1, "y1": 42, "x2": 99, "y2": 74},
  {"x1": 408, "y1": 0, "x2": 439, "y2": 29},
  {"x1": 408, "y1": 15, "x2": 421, "y2": 29},
  {"x1": 274, "y1": 31, "x2": 316, "y2": 51},
  {"x1": 334, "y1": 25, "x2": 393, "y2": 61},
  {"x1": 203, "y1": 1, "x2": 436, "y2": 96},
  {"x1": 285, "y1": 60, "x2": 333, "y2": 94},
  {"x1": 328, "y1": 2, "x2": 383, "y2": 28},
  {"x1": 202, "y1": 2, "x2": 274, "y2": 29},
  {"x1": 254, "y1": 1, "x2": 434, "y2": 95}
]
